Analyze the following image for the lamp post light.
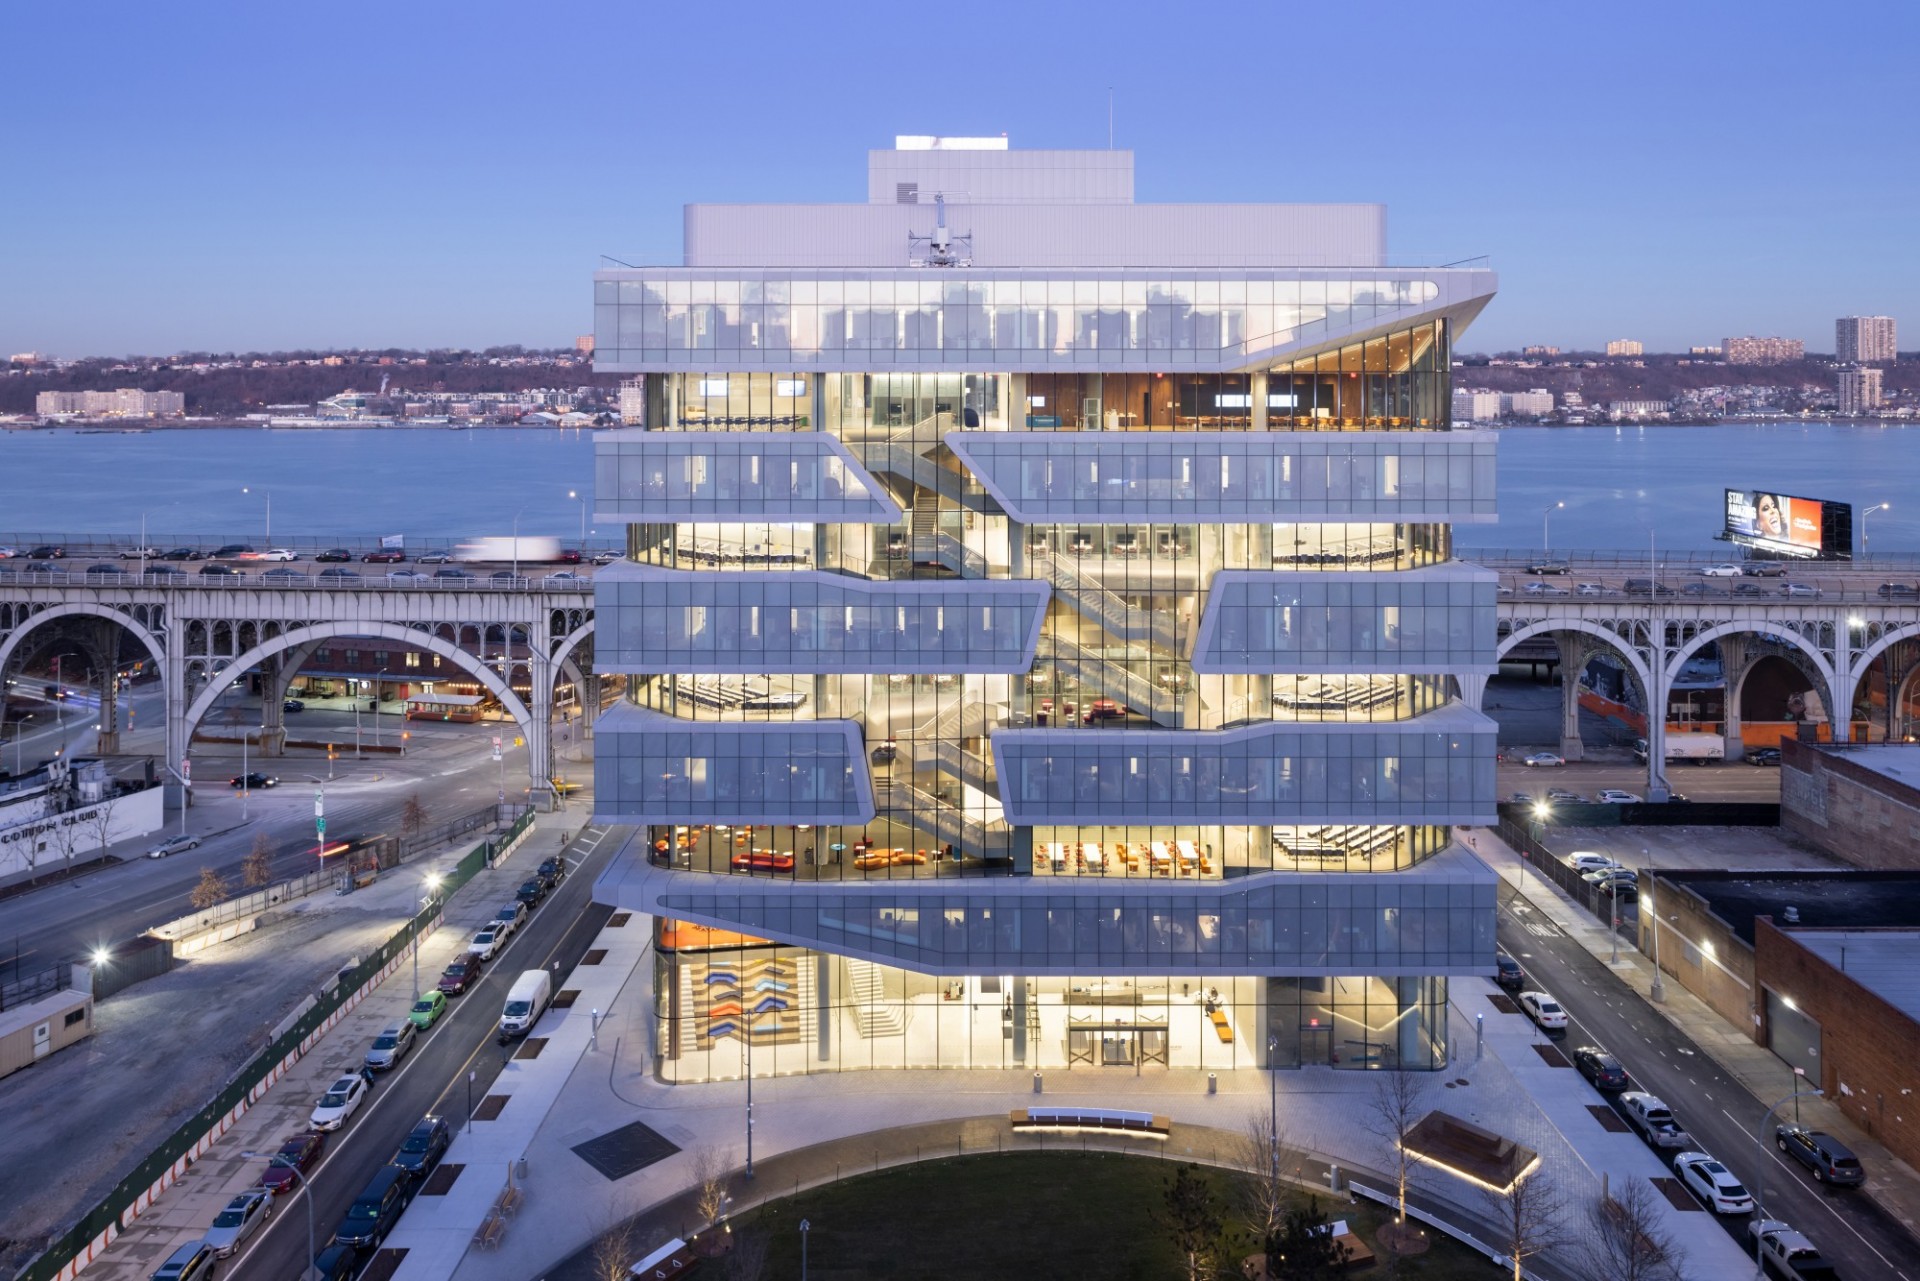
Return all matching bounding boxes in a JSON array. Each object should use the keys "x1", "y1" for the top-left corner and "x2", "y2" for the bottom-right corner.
[
  {"x1": 800, "y1": 1219, "x2": 811, "y2": 1281},
  {"x1": 1267, "y1": 1033, "x2": 1280, "y2": 1184},
  {"x1": 1542, "y1": 501, "x2": 1565, "y2": 555},
  {"x1": 242, "y1": 487, "x2": 270, "y2": 545},
  {"x1": 568, "y1": 489, "x2": 586, "y2": 544},
  {"x1": 373, "y1": 667, "x2": 389, "y2": 748},
  {"x1": 412, "y1": 872, "x2": 442, "y2": 998},
  {"x1": 241, "y1": 1152, "x2": 313, "y2": 1280},
  {"x1": 1753, "y1": 1088, "x2": 1823, "y2": 1277},
  {"x1": 1863, "y1": 501, "x2": 1890, "y2": 558},
  {"x1": 467, "y1": 1069, "x2": 477, "y2": 1126},
  {"x1": 510, "y1": 506, "x2": 528, "y2": 579},
  {"x1": 1642, "y1": 847, "x2": 1665, "y2": 1002}
]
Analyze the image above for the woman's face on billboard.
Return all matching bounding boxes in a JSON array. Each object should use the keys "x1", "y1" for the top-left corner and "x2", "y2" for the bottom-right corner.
[{"x1": 1757, "y1": 494, "x2": 1786, "y2": 536}]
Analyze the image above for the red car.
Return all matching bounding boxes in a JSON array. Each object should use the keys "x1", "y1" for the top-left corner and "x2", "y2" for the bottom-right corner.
[
  {"x1": 557, "y1": 548, "x2": 583, "y2": 564},
  {"x1": 256, "y1": 1131, "x2": 325, "y2": 1196},
  {"x1": 729, "y1": 849, "x2": 795, "y2": 873},
  {"x1": 438, "y1": 952, "x2": 483, "y2": 995},
  {"x1": 360, "y1": 549, "x2": 405, "y2": 564}
]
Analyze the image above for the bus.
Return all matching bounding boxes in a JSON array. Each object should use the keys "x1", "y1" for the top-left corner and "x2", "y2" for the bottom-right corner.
[{"x1": 406, "y1": 692, "x2": 487, "y2": 723}]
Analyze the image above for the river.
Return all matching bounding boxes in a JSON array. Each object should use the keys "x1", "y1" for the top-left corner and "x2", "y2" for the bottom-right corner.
[{"x1": 1, "y1": 421, "x2": 1914, "y2": 552}]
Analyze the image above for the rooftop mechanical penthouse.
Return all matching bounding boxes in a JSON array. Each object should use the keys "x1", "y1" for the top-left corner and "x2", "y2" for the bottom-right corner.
[{"x1": 589, "y1": 136, "x2": 1502, "y2": 1082}]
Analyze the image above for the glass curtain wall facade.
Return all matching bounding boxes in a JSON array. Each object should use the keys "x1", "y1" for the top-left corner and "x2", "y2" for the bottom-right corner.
[{"x1": 592, "y1": 170, "x2": 1498, "y2": 1086}]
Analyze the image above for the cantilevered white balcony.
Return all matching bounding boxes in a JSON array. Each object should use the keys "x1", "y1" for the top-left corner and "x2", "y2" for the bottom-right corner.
[
  {"x1": 1191, "y1": 565, "x2": 1498, "y2": 674},
  {"x1": 593, "y1": 430, "x2": 901, "y2": 523}
]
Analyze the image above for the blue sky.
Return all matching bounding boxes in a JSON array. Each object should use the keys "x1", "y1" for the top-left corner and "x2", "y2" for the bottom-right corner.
[{"x1": 5, "y1": 0, "x2": 1915, "y2": 357}]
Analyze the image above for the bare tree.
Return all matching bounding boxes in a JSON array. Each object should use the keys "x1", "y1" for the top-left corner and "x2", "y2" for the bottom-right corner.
[
  {"x1": 243, "y1": 831, "x2": 273, "y2": 887},
  {"x1": 1593, "y1": 1179, "x2": 1682, "y2": 1281},
  {"x1": 190, "y1": 864, "x2": 230, "y2": 910},
  {"x1": 688, "y1": 1144, "x2": 733, "y2": 1231},
  {"x1": 1488, "y1": 1169, "x2": 1568, "y2": 1281},
  {"x1": 84, "y1": 789, "x2": 121, "y2": 860},
  {"x1": 1234, "y1": 1102, "x2": 1294, "y2": 1243},
  {"x1": 722, "y1": 1225, "x2": 770, "y2": 1281},
  {"x1": 588, "y1": 1212, "x2": 638, "y2": 1281},
  {"x1": 47, "y1": 808, "x2": 84, "y2": 869},
  {"x1": 1368, "y1": 1068, "x2": 1427, "y2": 1250},
  {"x1": 401, "y1": 792, "x2": 428, "y2": 842}
]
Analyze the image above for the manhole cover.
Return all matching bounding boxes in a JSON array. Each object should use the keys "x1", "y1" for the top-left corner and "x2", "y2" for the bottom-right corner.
[
  {"x1": 515, "y1": 1037, "x2": 548, "y2": 1060},
  {"x1": 571, "y1": 1119, "x2": 682, "y2": 1181},
  {"x1": 419, "y1": 1163, "x2": 464, "y2": 1196},
  {"x1": 474, "y1": 1094, "x2": 509, "y2": 1121},
  {"x1": 582, "y1": 949, "x2": 608, "y2": 965}
]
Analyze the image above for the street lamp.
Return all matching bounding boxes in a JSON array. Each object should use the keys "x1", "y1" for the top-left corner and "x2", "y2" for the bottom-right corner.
[
  {"x1": 1642, "y1": 848, "x2": 1665, "y2": 1002},
  {"x1": 242, "y1": 487, "x2": 271, "y2": 545},
  {"x1": 1752, "y1": 1088, "x2": 1823, "y2": 1277},
  {"x1": 1267, "y1": 1034, "x2": 1280, "y2": 1184},
  {"x1": 241, "y1": 1151, "x2": 313, "y2": 1280},
  {"x1": 510, "y1": 505, "x2": 528, "y2": 579},
  {"x1": 11, "y1": 714, "x2": 29, "y2": 775},
  {"x1": 1542, "y1": 501, "x2": 1565, "y2": 555},
  {"x1": 412, "y1": 872, "x2": 442, "y2": 997},
  {"x1": 568, "y1": 489, "x2": 586, "y2": 544},
  {"x1": 1862, "y1": 501, "x2": 1890, "y2": 558},
  {"x1": 373, "y1": 667, "x2": 389, "y2": 748}
]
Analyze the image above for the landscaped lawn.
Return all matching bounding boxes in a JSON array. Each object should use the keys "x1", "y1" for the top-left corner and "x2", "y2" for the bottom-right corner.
[{"x1": 728, "y1": 1152, "x2": 1489, "y2": 1280}]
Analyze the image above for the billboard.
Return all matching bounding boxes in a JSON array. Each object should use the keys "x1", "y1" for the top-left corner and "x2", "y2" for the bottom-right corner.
[{"x1": 1724, "y1": 489, "x2": 1853, "y2": 560}]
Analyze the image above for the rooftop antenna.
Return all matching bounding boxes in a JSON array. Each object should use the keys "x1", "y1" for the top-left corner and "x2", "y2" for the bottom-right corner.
[{"x1": 908, "y1": 193, "x2": 972, "y2": 267}]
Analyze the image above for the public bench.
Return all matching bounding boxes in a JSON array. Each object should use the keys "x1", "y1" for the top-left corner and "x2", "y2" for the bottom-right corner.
[{"x1": 1010, "y1": 1107, "x2": 1171, "y2": 1139}]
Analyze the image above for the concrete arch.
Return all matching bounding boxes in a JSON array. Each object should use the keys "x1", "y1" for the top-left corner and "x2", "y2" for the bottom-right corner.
[
  {"x1": 1848, "y1": 623, "x2": 1920, "y2": 686},
  {"x1": 182, "y1": 620, "x2": 536, "y2": 771},
  {"x1": 1663, "y1": 621, "x2": 1838, "y2": 709},
  {"x1": 0, "y1": 602, "x2": 167, "y2": 685},
  {"x1": 550, "y1": 617, "x2": 595, "y2": 683},
  {"x1": 1496, "y1": 618, "x2": 1653, "y2": 694}
]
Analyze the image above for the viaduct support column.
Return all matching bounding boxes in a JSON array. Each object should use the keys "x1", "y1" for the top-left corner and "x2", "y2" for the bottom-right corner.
[
  {"x1": 1552, "y1": 632, "x2": 1594, "y2": 761},
  {"x1": 1718, "y1": 636, "x2": 1749, "y2": 761},
  {"x1": 94, "y1": 662, "x2": 121, "y2": 756},
  {"x1": 162, "y1": 617, "x2": 189, "y2": 812},
  {"x1": 258, "y1": 656, "x2": 289, "y2": 757},
  {"x1": 526, "y1": 617, "x2": 557, "y2": 812}
]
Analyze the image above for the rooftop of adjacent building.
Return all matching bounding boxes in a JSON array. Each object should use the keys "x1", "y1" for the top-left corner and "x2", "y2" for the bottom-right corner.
[
  {"x1": 1657, "y1": 867, "x2": 1920, "y2": 946},
  {"x1": 1781, "y1": 928, "x2": 1920, "y2": 1024},
  {"x1": 673, "y1": 133, "x2": 1393, "y2": 270}
]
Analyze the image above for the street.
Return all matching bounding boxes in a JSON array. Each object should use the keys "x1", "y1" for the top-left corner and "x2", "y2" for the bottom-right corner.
[{"x1": 1498, "y1": 889, "x2": 1917, "y2": 1280}]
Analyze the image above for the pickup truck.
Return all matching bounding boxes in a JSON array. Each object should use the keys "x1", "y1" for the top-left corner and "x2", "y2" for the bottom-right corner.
[
  {"x1": 1619, "y1": 1092, "x2": 1693, "y2": 1149},
  {"x1": 1748, "y1": 1220, "x2": 1840, "y2": 1280}
]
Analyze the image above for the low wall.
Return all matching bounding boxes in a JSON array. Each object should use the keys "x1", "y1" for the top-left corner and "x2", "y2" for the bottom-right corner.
[{"x1": 0, "y1": 787, "x2": 165, "y2": 881}]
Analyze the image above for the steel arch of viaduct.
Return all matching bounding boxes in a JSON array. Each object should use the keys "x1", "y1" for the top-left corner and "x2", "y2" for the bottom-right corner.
[
  {"x1": 0, "y1": 601, "x2": 168, "y2": 684},
  {"x1": 1495, "y1": 617, "x2": 1654, "y2": 693}
]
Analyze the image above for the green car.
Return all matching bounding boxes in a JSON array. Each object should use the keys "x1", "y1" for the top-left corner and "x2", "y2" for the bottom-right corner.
[{"x1": 407, "y1": 991, "x2": 448, "y2": 1030}]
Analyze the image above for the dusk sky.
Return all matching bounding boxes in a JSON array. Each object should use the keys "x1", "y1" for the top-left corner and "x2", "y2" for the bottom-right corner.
[{"x1": 6, "y1": 0, "x2": 1915, "y2": 358}]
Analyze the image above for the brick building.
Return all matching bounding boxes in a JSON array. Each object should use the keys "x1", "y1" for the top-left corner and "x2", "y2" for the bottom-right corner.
[{"x1": 1780, "y1": 741, "x2": 1920, "y2": 871}]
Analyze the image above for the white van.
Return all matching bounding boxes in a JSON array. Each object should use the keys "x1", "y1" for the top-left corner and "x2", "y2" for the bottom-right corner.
[{"x1": 499, "y1": 969, "x2": 552, "y2": 1041}]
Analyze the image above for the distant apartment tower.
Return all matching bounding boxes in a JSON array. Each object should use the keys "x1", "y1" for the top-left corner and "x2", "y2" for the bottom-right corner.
[
  {"x1": 1723, "y1": 336, "x2": 1804, "y2": 365},
  {"x1": 1839, "y1": 367, "x2": 1884, "y2": 416},
  {"x1": 1522, "y1": 345, "x2": 1560, "y2": 357},
  {"x1": 575, "y1": 335, "x2": 597, "y2": 357},
  {"x1": 1836, "y1": 316, "x2": 1897, "y2": 364},
  {"x1": 617, "y1": 377, "x2": 647, "y2": 425},
  {"x1": 1605, "y1": 339, "x2": 1643, "y2": 357},
  {"x1": 1689, "y1": 346, "x2": 1722, "y2": 357},
  {"x1": 1451, "y1": 388, "x2": 1500, "y2": 421},
  {"x1": 1502, "y1": 390, "x2": 1554, "y2": 417},
  {"x1": 36, "y1": 388, "x2": 184, "y2": 417},
  {"x1": 1609, "y1": 399, "x2": 1669, "y2": 420}
]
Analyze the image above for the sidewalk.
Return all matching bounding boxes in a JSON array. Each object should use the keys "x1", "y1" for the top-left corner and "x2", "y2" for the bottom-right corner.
[
  {"x1": 1469, "y1": 825, "x2": 1920, "y2": 1234},
  {"x1": 66, "y1": 819, "x2": 568, "y2": 1281},
  {"x1": 382, "y1": 912, "x2": 1747, "y2": 1281}
]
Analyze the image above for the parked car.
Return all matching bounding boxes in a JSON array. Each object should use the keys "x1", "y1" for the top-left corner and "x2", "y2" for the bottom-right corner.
[
  {"x1": 199, "y1": 563, "x2": 240, "y2": 577},
  {"x1": 1526, "y1": 560, "x2": 1570, "y2": 575},
  {"x1": 415, "y1": 551, "x2": 453, "y2": 564},
  {"x1": 1748, "y1": 1220, "x2": 1840, "y2": 1281},
  {"x1": 309, "y1": 1074, "x2": 371, "y2": 1131},
  {"x1": 229, "y1": 772, "x2": 278, "y2": 789},
  {"x1": 256, "y1": 549, "x2": 297, "y2": 562},
  {"x1": 1521, "y1": 752, "x2": 1565, "y2": 767},
  {"x1": 438, "y1": 953, "x2": 483, "y2": 995},
  {"x1": 1518, "y1": 990, "x2": 1568, "y2": 1032},
  {"x1": 257, "y1": 1131, "x2": 325, "y2": 1196},
  {"x1": 1748, "y1": 747, "x2": 1784, "y2": 767},
  {"x1": 211, "y1": 544, "x2": 253, "y2": 558},
  {"x1": 590, "y1": 550, "x2": 621, "y2": 565},
  {"x1": 361, "y1": 549, "x2": 405, "y2": 563},
  {"x1": 517, "y1": 877, "x2": 546, "y2": 907},
  {"x1": 283, "y1": 698, "x2": 306, "y2": 713},
  {"x1": 432, "y1": 568, "x2": 475, "y2": 580},
  {"x1": 143, "y1": 565, "x2": 188, "y2": 580},
  {"x1": 149, "y1": 1241, "x2": 217, "y2": 1281},
  {"x1": 490, "y1": 570, "x2": 521, "y2": 583},
  {"x1": 158, "y1": 547, "x2": 203, "y2": 561},
  {"x1": 202, "y1": 1190, "x2": 273, "y2": 1257},
  {"x1": 26, "y1": 546, "x2": 65, "y2": 559},
  {"x1": 1681, "y1": 581, "x2": 1720, "y2": 596},
  {"x1": 537, "y1": 856, "x2": 566, "y2": 888},
  {"x1": 1582, "y1": 863, "x2": 1636, "y2": 884},
  {"x1": 543, "y1": 571, "x2": 583, "y2": 585},
  {"x1": 407, "y1": 990, "x2": 448, "y2": 1030},
  {"x1": 1522, "y1": 581, "x2": 1570, "y2": 596},
  {"x1": 1545, "y1": 788, "x2": 1586, "y2": 802},
  {"x1": 1699, "y1": 564, "x2": 1744, "y2": 577},
  {"x1": 557, "y1": 548, "x2": 583, "y2": 564},
  {"x1": 331, "y1": 1166, "x2": 410, "y2": 1248},
  {"x1": 314, "y1": 548, "x2": 353, "y2": 563},
  {"x1": 82, "y1": 562, "x2": 127, "y2": 577},
  {"x1": 1774, "y1": 1125, "x2": 1865, "y2": 1185},
  {"x1": 1620, "y1": 1092, "x2": 1693, "y2": 1149},
  {"x1": 1598, "y1": 789, "x2": 1643, "y2": 804},
  {"x1": 468, "y1": 928, "x2": 502, "y2": 961},
  {"x1": 1734, "y1": 582, "x2": 1770, "y2": 596},
  {"x1": 1782, "y1": 582, "x2": 1822, "y2": 597},
  {"x1": 492, "y1": 901, "x2": 527, "y2": 938},
  {"x1": 262, "y1": 567, "x2": 304, "y2": 582},
  {"x1": 1495, "y1": 953, "x2": 1525, "y2": 990},
  {"x1": 147, "y1": 834, "x2": 201, "y2": 859},
  {"x1": 1571, "y1": 1045, "x2": 1631, "y2": 1090},
  {"x1": 1877, "y1": 582, "x2": 1920, "y2": 599},
  {"x1": 119, "y1": 546, "x2": 163, "y2": 560},
  {"x1": 1674, "y1": 1151, "x2": 1756, "y2": 1214},
  {"x1": 1622, "y1": 578, "x2": 1677, "y2": 596},
  {"x1": 1743, "y1": 562, "x2": 1788, "y2": 577},
  {"x1": 310, "y1": 1243, "x2": 362, "y2": 1281},
  {"x1": 1575, "y1": 582, "x2": 1606, "y2": 596},
  {"x1": 1566, "y1": 852, "x2": 1619, "y2": 873},
  {"x1": 1591, "y1": 872, "x2": 1640, "y2": 897},
  {"x1": 317, "y1": 567, "x2": 363, "y2": 582},
  {"x1": 386, "y1": 570, "x2": 429, "y2": 583},
  {"x1": 392, "y1": 1115, "x2": 451, "y2": 1177},
  {"x1": 364, "y1": 1022, "x2": 417, "y2": 1072}
]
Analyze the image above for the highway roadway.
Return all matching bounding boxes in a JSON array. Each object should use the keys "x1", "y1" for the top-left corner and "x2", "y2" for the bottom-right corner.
[
  {"x1": 1498, "y1": 890, "x2": 1917, "y2": 1280},
  {"x1": 224, "y1": 827, "x2": 617, "y2": 1281},
  {"x1": 1499, "y1": 758, "x2": 1784, "y2": 804}
]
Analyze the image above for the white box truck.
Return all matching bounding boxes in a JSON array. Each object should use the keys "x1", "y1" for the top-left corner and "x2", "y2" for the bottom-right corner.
[
  {"x1": 499, "y1": 969, "x2": 551, "y2": 1041},
  {"x1": 1633, "y1": 733, "x2": 1724, "y2": 765}
]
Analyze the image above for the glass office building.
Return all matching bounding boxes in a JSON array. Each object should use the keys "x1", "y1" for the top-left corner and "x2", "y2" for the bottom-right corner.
[{"x1": 590, "y1": 137, "x2": 1501, "y2": 1082}]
